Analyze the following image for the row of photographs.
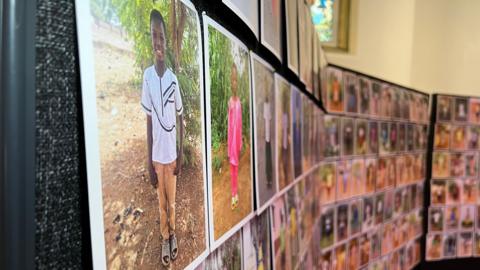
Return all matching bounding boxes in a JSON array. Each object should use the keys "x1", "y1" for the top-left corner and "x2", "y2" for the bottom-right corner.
[
  {"x1": 324, "y1": 67, "x2": 430, "y2": 124},
  {"x1": 437, "y1": 95, "x2": 480, "y2": 124},
  {"x1": 431, "y1": 178, "x2": 480, "y2": 205},
  {"x1": 76, "y1": 0, "x2": 432, "y2": 269},
  {"x1": 429, "y1": 205, "x2": 479, "y2": 232},
  {"x1": 323, "y1": 116, "x2": 429, "y2": 159},
  {"x1": 432, "y1": 151, "x2": 480, "y2": 179},
  {"x1": 223, "y1": 0, "x2": 328, "y2": 99},
  {"x1": 318, "y1": 156, "x2": 426, "y2": 204},
  {"x1": 426, "y1": 232, "x2": 480, "y2": 260},
  {"x1": 434, "y1": 123, "x2": 480, "y2": 150}
]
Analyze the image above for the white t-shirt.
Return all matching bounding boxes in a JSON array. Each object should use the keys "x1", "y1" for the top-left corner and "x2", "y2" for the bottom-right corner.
[
  {"x1": 263, "y1": 101, "x2": 271, "y2": 143},
  {"x1": 141, "y1": 66, "x2": 183, "y2": 164}
]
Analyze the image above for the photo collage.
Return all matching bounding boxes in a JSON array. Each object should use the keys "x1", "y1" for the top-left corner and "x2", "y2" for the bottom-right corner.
[
  {"x1": 427, "y1": 94, "x2": 480, "y2": 260},
  {"x1": 315, "y1": 66, "x2": 430, "y2": 270},
  {"x1": 76, "y1": 0, "x2": 436, "y2": 269}
]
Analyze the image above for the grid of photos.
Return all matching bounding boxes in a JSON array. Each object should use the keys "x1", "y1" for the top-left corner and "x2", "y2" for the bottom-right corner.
[
  {"x1": 316, "y1": 66, "x2": 429, "y2": 270},
  {"x1": 427, "y1": 94, "x2": 480, "y2": 260}
]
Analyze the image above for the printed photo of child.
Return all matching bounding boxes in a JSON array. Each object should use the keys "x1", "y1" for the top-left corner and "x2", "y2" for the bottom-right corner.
[
  {"x1": 205, "y1": 16, "x2": 253, "y2": 245},
  {"x1": 326, "y1": 67, "x2": 344, "y2": 113},
  {"x1": 251, "y1": 53, "x2": 277, "y2": 211},
  {"x1": 437, "y1": 96, "x2": 453, "y2": 122}
]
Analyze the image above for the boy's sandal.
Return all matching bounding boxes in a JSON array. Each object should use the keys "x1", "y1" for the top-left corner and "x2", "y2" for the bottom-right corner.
[
  {"x1": 161, "y1": 240, "x2": 170, "y2": 266},
  {"x1": 170, "y1": 234, "x2": 178, "y2": 260}
]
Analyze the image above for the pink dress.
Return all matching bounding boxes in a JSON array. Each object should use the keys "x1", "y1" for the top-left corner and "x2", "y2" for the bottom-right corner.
[{"x1": 228, "y1": 97, "x2": 242, "y2": 197}]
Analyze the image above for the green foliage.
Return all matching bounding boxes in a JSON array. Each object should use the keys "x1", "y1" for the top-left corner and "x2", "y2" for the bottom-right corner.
[
  {"x1": 109, "y1": 0, "x2": 201, "y2": 167},
  {"x1": 208, "y1": 27, "x2": 251, "y2": 153}
]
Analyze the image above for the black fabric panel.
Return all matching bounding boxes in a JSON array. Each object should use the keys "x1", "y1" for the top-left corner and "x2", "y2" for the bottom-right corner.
[{"x1": 35, "y1": 0, "x2": 90, "y2": 268}]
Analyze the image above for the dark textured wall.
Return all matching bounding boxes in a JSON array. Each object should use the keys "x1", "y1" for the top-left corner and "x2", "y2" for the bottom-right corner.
[{"x1": 35, "y1": 0, "x2": 90, "y2": 268}]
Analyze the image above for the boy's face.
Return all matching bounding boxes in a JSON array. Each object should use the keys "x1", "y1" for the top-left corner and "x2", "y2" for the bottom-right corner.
[{"x1": 151, "y1": 21, "x2": 166, "y2": 64}]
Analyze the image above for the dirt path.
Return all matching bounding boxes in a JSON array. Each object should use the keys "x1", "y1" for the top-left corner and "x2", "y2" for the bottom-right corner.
[
  {"x1": 212, "y1": 146, "x2": 253, "y2": 240},
  {"x1": 93, "y1": 23, "x2": 206, "y2": 270}
]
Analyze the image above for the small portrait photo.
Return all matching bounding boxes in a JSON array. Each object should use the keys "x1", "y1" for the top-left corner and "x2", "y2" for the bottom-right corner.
[
  {"x1": 454, "y1": 97, "x2": 469, "y2": 122},
  {"x1": 362, "y1": 197, "x2": 375, "y2": 233},
  {"x1": 389, "y1": 122, "x2": 398, "y2": 153},
  {"x1": 393, "y1": 88, "x2": 402, "y2": 119},
  {"x1": 445, "y1": 206, "x2": 460, "y2": 231},
  {"x1": 381, "y1": 222, "x2": 393, "y2": 256},
  {"x1": 324, "y1": 116, "x2": 341, "y2": 158},
  {"x1": 443, "y1": 233, "x2": 457, "y2": 259},
  {"x1": 385, "y1": 157, "x2": 396, "y2": 188},
  {"x1": 446, "y1": 180, "x2": 462, "y2": 205},
  {"x1": 251, "y1": 53, "x2": 277, "y2": 211},
  {"x1": 431, "y1": 180, "x2": 446, "y2": 205},
  {"x1": 379, "y1": 122, "x2": 390, "y2": 155},
  {"x1": 417, "y1": 183, "x2": 425, "y2": 208},
  {"x1": 426, "y1": 234, "x2": 443, "y2": 261},
  {"x1": 344, "y1": 72, "x2": 359, "y2": 114},
  {"x1": 319, "y1": 163, "x2": 337, "y2": 204},
  {"x1": 275, "y1": 75, "x2": 294, "y2": 191},
  {"x1": 342, "y1": 118, "x2": 355, "y2": 156},
  {"x1": 432, "y1": 152, "x2": 451, "y2": 178},
  {"x1": 359, "y1": 233, "x2": 371, "y2": 266},
  {"x1": 334, "y1": 243, "x2": 347, "y2": 270},
  {"x1": 205, "y1": 17, "x2": 254, "y2": 244},
  {"x1": 465, "y1": 152, "x2": 478, "y2": 177},
  {"x1": 336, "y1": 203, "x2": 350, "y2": 242},
  {"x1": 320, "y1": 249, "x2": 333, "y2": 270},
  {"x1": 320, "y1": 206, "x2": 335, "y2": 249},
  {"x1": 370, "y1": 230, "x2": 382, "y2": 261},
  {"x1": 242, "y1": 209, "x2": 272, "y2": 270},
  {"x1": 429, "y1": 207, "x2": 444, "y2": 232},
  {"x1": 460, "y1": 205, "x2": 475, "y2": 231},
  {"x1": 376, "y1": 158, "x2": 387, "y2": 190},
  {"x1": 79, "y1": 1, "x2": 208, "y2": 267},
  {"x1": 291, "y1": 86, "x2": 303, "y2": 178},
  {"x1": 394, "y1": 188, "x2": 403, "y2": 217},
  {"x1": 463, "y1": 178, "x2": 477, "y2": 204},
  {"x1": 201, "y1": 230, "x2": 243, "y2": 269},
  {"x1": 337, "y1": 160, "x2": 353, "y2": 200},
  {"x1": 401, "y1": 91, "x2": 410, "y2": 120},
  {"x1": 355, "y1": 120, "x2": 368, "y2": 155},
  {"x1": 395, "y1": 156, "x2": 406, "y2": 186},
  {"x1": 370, "y1": 81, "x2": 382, "y2": 117},
  {"x1": 374, "y1": 192, "x2": 385, "y2": 225},
  {"x1": 260, "y1": 0, "x2": 281, "y2": 60},
  {"x1": 458, "y1": 232, "x2": 474, "y2": 258},
  {"x1": 349, "y1": 199, "x2": 363, "y2": 237},
  {"x1": 351, "y1": 159, "x2": 366, "y2": 196},
  {"x1": 475, "y1": 232, "x2": 480, "y2": 256},
  {"x1": 347, "y1": 237, "x2": 360, "y2": 270},
  {"x1": 384, "y1": 189, "x2": 394, "y2": 222},
  {"x1": 469, "y1": 98, "x2": 480, "y2": 124},
  {"x1": 451, "y1": 125, "x2": 467, "y2": 150},
  {"x1": 326, "y1": 67, "x2": 344, "y2": 113},
  {"x1": 381, "y1": 84, "x2": 394, "y2": 118},
  {"x1": 397, "y1": 123, "x2": 406, "y2": 152},
  {"x1": 285, "y1": 187, "x2": 300, "y2": 268},
  {"x1": 434, "y1": 123, "x2": 451, "y2": 149},
  {"x1": 437, "y1": 95, "x2": 453, "y2": 122},
  {"x1": 365, "y1": 158, "x2": 377, "y2": 194},
  {"x1": 450, "y1": 153, "x2": 466, "y2": 177},
  {"x1": 368, "y1": 121, "x2": 379, "y2": 154},
  {"x1": 467, "y1": 126, "x2": 480, "y2": 150},
  {"x1": 271, "y1": 195, "x2": 291, "y2": 270},
  {"x1": 359, "y1": 77, "x2": 371, "y2": 115},
  {"x1": 301, "y1": 99, "x2": 316, "y2": 173},
  {"x1": 406, "y1": 124, "x2": 415, "y2": 151}
]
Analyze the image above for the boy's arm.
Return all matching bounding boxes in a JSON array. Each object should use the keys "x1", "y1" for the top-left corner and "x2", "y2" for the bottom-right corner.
[
  {"x1": 147, "y1": 115, "x2": 157, "y2": 187},
  {"x1": 174, "y1": 113, "x2": 184, "y2": 176}
]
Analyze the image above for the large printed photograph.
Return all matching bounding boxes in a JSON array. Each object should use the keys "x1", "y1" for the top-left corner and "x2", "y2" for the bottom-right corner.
[
  {"x1": 77, "y1": 0, "x2": 208, "y2": 269},
  {"x1": 204, "y1": 16, "x2": 254, "y2": 247}
]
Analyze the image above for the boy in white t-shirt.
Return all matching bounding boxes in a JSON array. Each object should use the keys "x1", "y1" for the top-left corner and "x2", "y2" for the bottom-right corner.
[{"x1": 141, "y1": 9, "x2": 184, "y2": 267}]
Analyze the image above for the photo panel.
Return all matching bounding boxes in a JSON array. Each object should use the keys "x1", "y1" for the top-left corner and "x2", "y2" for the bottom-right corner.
[
  {"x1": 355, "y1": 119, "x2": 368, "y2": 155},
  {"x1": 271, "y1": 195, "x2": 291, "y2": 270},
  {"x1": 432, "y1": 152, "x2": 451, "y2": 179},
  {"x1": 469, "y1": 98, "x2": 480, "y2": 124},
  {"x1": 320, "y1": 162, "x2": 337, "y2": 205},
  {"x1": 326, "y1": 67, "x2": 344, "y2": 113},
  {"x1": 426, "y1": 234, "x2": 443, "y2": 261},
  {"x1": 344, "y1": 72, "x2": 359, "y2": 114},
  {"x1": 467, "y1": 126, "x2": 480, "y2": 150},
  {"x1": 204, "y1": 16, "x2": 254, "y2": 247},
  {"x1": 298, "y1": 0, "x2": 314, "y2": 92},
  {"x1": 429, "y1": 207, "x2": 444, "y2": 232},
  {"x1": 359, "y1": 76, "x2": 371, "y2": 115},
  {"x1": 222, "y1": 0, "x2": 259, "y2": 38},
  {"x1": 336, "y1": 203, "x2": 350, "y2": 242},
  {"x1": 370, "y1": 80, "x2": 382, "y2": 117},
  {"x1": 285, "y1": 0, "x2": 299, "y2": 74},
  {"x1": 242, "y1": 209, "x2": 272, "y2": 270},
  {"x1": 320, "y1": 205, "x2": 335, "y2": 250},
  {"x1": 437, "y1": 95, "x2": 453, "y2": 122},
  {"x1": 454, "y1": 97, "x2": 469, "y2": 122},
  {"x1": 324, "y1": 115, "x2": 341, "y2": 158},
  {"x1": 291, "y1": 86, "x2": 303, "y2": 178},
  {"x1": 458, "y1": 232, "x2": 474, "y2": 258},
  {"x1": 260, "y1": 0, "x2": 282, "y2": 60},
  {"x1": 342, "y1": 118, "x2": 355, "y2": 156},
  {"x1": 451, "y1": 125, "x2": 467, "y2": 150},
  {"x1": 199, "y1": 230, "x2": 243, "y2": 269},
  {"x1": 443, "y1": 233, "x2": 457, "y2": 259},
  {"x1": 251, "y1": 53, "x2": 277, "y2": 213},
  {"x1": 76, "y1": 1, "x2": 209, "y2": 268},
  {"x1": 275, "y1": 74, "x2": 294, "y2": 191},
  {"x1": 434, "y1": 123, "x2": 451, "y2": 149}
]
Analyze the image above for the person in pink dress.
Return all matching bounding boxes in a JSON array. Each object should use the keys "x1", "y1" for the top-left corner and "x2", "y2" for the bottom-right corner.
[{"x1": 228, "y1": 64, "x2": 242, "y2": 209}]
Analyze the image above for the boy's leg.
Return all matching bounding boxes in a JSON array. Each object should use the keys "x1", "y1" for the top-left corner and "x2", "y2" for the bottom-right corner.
[
  {"x1": 165, "y1": 160, "x2": 177, "y2": 236},
  {"x1": 154, "y1": 162, "x2": 170, "y2": 240}
]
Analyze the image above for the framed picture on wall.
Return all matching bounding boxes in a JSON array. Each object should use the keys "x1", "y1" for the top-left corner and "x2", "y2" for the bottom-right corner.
[
  {"x1": 203, "y1": 15, "x2": 255, "y2": 249},
  {"x1": 260, "y1": 0, "x2": 282, "y2": 61},
  {"x1": 222, "y1": 0, "x2": 259, "y2": 39},
  {"x1": 76, "y1": 0, "x2": 209, "y2": 268},
  {"x1": 285, "y1": 0, "x2": 299, "y2": 75}
]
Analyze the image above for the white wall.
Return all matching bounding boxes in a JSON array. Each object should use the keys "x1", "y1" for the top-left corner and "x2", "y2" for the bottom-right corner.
[{"x1": 326, "y1": 0, "x2": 480, "y2": 96}]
